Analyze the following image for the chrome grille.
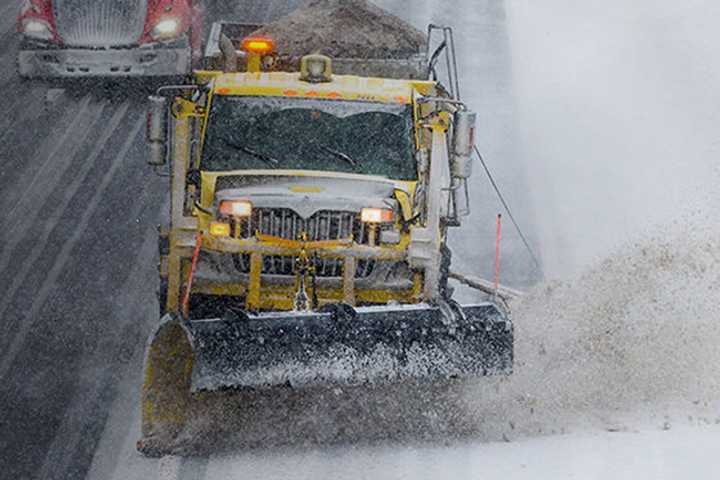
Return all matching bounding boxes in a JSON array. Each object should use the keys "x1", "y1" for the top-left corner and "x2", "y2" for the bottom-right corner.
[
  {"x1": 54, "y1": 0, "x2": 148, "y2": 47},
  {"x1": 243, "y1": 209, "x2": 363, "y2": 243},
  {"x1": 233, "y1": 208, "x2": 375, "y2": 278}
]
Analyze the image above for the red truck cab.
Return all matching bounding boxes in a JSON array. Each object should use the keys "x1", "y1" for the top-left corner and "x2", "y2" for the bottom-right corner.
[{"x1": 17, "y1": 0, "x2": 202, "y2": 78}]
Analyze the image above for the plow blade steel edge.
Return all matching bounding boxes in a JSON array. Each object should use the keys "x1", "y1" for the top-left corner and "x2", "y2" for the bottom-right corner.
[{"x1": 182, "y1": 302, "x2": 513, "y2": 391}]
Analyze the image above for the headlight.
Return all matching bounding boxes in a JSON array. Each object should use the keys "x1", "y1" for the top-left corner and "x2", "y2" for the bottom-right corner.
[
  {"x1": 219, "y1": 200, "x2": 252, "y2": 218},
  {"x1": 151, "y1": 18, "x2": 180, "y2": 40},
  {"x1": 22, "y1": 18, "x2": 53, "y2": 41},
  {"x1": 360, "y1": 207, "x2": 394, "y2": 224}
]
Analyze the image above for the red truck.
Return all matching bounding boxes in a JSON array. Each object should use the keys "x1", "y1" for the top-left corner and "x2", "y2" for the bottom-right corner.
[{"x1": 17, "y1": 0, "x2": 203, "y2": 78}]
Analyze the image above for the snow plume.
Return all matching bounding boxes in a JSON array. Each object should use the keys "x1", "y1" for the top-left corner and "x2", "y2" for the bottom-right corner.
[
  {"x1": 462, "y1": 212, "x2": 720, "y2": 439},
  {"x1": 176, "y1": 217, "x2": 720, "y2": 454}
]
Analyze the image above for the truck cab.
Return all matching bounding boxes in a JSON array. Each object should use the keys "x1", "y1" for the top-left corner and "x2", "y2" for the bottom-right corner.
[{"x1": 17, "y1": 0, "x2": 202, "y2": 78}]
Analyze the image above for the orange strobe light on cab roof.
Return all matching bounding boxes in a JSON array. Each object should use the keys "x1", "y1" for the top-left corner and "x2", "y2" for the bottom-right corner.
[
  {"x1": 242, "y1": 37, "x2": 275, "y2": 55},
  {"x1": 242, "y1": 37, "x2": 274, "y2": 73}
]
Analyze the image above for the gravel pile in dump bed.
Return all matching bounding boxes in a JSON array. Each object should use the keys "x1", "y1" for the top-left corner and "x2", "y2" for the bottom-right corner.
[{"x1": 251, "y1": 0, "x2": 427, "y2": 59}]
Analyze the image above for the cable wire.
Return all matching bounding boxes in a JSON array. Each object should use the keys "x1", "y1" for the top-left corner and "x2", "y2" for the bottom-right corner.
[{"x1": 474, "y1": 145, "x2": 542, "y2": 269}]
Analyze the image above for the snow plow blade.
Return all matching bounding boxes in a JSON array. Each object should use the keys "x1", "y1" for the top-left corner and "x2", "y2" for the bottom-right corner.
[
  {"x1": 139, "y1": 302, "x2": 512, "y2": 455},
  {"x1": 188, "y1": 302, "x2": 512, "y2": 391}
]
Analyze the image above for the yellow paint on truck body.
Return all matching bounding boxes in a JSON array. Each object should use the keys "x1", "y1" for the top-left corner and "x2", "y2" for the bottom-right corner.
[{"x1": 211, "y1": 71, "x2": 433, "y2": 104}]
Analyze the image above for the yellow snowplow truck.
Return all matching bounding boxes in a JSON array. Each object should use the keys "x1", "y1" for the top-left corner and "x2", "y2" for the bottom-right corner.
[{"x1": 139, "y1": 20, "x2": 513, "y2": 455}]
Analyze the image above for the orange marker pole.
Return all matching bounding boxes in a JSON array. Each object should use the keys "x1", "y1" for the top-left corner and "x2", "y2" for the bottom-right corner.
[
  {"x1": 494, "y1": 214, "x2": 502, "y2": 293},
  {"x1": 182, "y1": 233, "x2": 203, "y2": 318}
]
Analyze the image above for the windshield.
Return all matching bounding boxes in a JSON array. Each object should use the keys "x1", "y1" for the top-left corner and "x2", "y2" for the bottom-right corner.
[{"x1": 201, "y1": 96, "x2": 417, "y2": 180}]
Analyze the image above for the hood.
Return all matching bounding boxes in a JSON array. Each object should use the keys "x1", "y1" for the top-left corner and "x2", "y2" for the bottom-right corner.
[
  {"x1": 214, "y1": 173, "x2": 400, "y2": 218},
  {"x1": 54, "y1": 0, "x2": 148, "y2": 47}
]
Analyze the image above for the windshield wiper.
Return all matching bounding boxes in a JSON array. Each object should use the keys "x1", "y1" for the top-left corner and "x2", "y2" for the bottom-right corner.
[
  {"x1": 221, "y1": 139, "x2": 280, "y2": 167},
  {"x1": 317, "y1": 144, "x2": 360, "y2": 168}
]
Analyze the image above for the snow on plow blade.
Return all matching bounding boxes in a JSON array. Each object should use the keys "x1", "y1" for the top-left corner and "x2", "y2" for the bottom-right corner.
[{"x1": 187, "y1": 302, "x2": 513, "y2": 392}]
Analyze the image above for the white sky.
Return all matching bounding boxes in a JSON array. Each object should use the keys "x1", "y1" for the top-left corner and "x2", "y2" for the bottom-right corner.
[{"x1": 507, "y1": 0, "x2": 720, "y2": 277}]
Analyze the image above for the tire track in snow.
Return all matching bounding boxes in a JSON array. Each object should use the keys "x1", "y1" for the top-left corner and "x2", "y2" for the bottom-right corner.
[
  {"x1": 0, "y1": 93, "x2": 94, "y2": 237},
  {"x1": 0, "y1": 88, "x2": 90, "y2": 207},
  {"x1": 0, "y1": 109, "x2": 138, "y2": 381},
  {"x1": 0, "y1": 96, "x2": 117, "y2": 355}
]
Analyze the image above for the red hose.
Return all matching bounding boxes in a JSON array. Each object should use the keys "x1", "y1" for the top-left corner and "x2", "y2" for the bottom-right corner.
[{"x1": 182, "y1": 233, "x2": 203, "y2": 317}]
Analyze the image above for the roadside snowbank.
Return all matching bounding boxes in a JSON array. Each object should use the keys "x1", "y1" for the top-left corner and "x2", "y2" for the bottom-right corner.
[{"x1": 462, "y1": 212, "x2": 720, "y2": 439}]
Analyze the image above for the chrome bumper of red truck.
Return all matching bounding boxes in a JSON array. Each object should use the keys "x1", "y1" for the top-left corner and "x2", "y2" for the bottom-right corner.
[{"x1": 17, "y1": 38, "x2": 191, "y2": 78}]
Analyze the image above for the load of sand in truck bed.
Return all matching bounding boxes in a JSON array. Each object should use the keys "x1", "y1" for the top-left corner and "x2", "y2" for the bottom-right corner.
[{"x1": 251, "y1": 0, "x2": 428, "y2": 60}]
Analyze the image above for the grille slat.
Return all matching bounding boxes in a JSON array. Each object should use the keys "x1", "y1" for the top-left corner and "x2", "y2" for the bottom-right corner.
[
  {"x1": 55, "y1": 0, "x2": 148, "y2": 47},
  {"x1": 233, "y1": 208, "x2": 376, "y2": 279}
]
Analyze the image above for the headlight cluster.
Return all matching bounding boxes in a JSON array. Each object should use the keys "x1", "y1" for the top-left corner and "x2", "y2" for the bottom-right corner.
[
  {"x1": 218, "y1": 200, "x2": 252, "y2": 218},
  {"x1": 22, "y1": 18, "x2": 53, "y2": 41},
  {"x1": 360, "y1": 207, "x2": 394, "y2": 224},
  {"x1": 209, "y1": 200, "x2": 252, "y2": 238},
  {"x1": 151, "y1": 18, "x2": 180, "y2": 41},
  {"x1": 208, "y1": 202, "x2": 397, "y2": 239}
]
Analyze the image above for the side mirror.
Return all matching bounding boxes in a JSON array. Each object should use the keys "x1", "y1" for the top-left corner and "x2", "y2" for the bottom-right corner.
[
  {"x1": 147, "y1": 95, "x2": 168, "y2": 166},
  {"x1": 451, "y1": 110, "x2": 476, "y2": 179}
]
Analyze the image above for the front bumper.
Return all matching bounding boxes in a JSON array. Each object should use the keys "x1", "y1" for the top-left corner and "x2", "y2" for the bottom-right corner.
[
  {"x1": 17, "y1": 38, "x2": 191, "y2": 78},
  {"x1": 186, "y1": 236, "x2": 419, "y2": 309}
]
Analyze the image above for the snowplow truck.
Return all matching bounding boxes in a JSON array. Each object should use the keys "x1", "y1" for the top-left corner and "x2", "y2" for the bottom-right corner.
[{"x1": 140, "y1": 21, "x2": 513, "y2": 454}]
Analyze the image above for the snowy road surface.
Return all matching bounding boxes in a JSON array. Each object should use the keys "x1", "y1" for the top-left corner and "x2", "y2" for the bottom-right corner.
[
  {"x1": 1, "y1": 0, "x2": 719, "y2": 478},
  {"x1": 89, "y1": 423, "x2": 720, "y2": 479},
  {"x1": 203, "y1": 425, "x2": 720, "y2": 480}
]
